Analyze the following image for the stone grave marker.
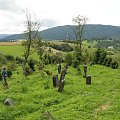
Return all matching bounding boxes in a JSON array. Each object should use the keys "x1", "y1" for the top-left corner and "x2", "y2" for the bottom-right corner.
[
  {"x1": 57, "y1": 64, "x2": 61, "y2": 74},
  {"x1": 83, "y1": 64, "x2": 87, "y2": 78},
  {"x1": 58, "y1": 80, "x2": 64, "y2": 92},
  {"x1": 86, "y1": 75, "x2": 91, "y2": 85},
  {"x1": 4, "y1": 98, "x2": 15, "y2": 106},
  {"x1": 60, "y1": 69, "x2": 66, "y2": 82},
  {"x1": 52, "y1": 75, "x2": 59, "y2": 87}
]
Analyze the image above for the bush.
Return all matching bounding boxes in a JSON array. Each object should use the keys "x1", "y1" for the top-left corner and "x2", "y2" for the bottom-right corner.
[
  {"x1": 65, "y1": 53, "x2": 73, "y2": 65},
  {"x1": 111, "y1": 60, "x2": 119, "y2": 69},
  {"x1": 0, "y1": 54, "x2": 7, "y2": 64},
  {"x1": 105, "y1": 57, "x2": 112, "y2": 67},
  {"x1": 7, "y1": 70, "x2": 12, "y2": 77},
  {"x1": 93, "y1": 48, "x2": 107, "y2": 64},
  {"x1": 50, "y1": 43, "x2": 73, "y2": 52},
  {"x1": 4, "y1": 55, "x2": 14, "y2": 61},
  {"x1": 7, "y1": 61, "x2": 17, "y2": 71},
  {"x1": 16, "y1": 57, "x2": 23, "y2": 64}
]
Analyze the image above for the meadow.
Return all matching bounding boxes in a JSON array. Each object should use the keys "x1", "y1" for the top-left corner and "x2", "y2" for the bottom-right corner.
[
  {"x1": 0, "y1": 43, "x2": 120, "y2": 120},
  {"x1": 0, "y1": 64, "x2": 120, "y2": 120}
]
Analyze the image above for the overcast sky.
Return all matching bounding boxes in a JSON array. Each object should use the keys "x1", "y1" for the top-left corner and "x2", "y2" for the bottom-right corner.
[{"x1": 0, "y1": 0, "x2": 120, "y2": 34}]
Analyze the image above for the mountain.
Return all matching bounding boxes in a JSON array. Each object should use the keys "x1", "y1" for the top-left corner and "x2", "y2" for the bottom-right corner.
[
  {"x1": 1, "y1": 24, "x2": 120, "y2": 41},
  {"x1": 0, "y1": 34, "x2": 12, "y2": 39}
]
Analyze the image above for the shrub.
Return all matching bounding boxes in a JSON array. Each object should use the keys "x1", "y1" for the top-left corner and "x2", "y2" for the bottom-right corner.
[
  {"x1": 7, "y1": 70, "x2": 12, "y2": 77},
  {"x1": 4, "y1": 55, "x2": 14, "y2": 61},
  {"x1": 93, "y1": 48, "x2": 107, "y2": 64},
  {"x1": 50, "y1": 43, "x2": 73, "y2": 52},
  {"x1": 105, "y1": 57, "x2": 112, "y2": 67},
  {"x1": 7, "y1": 61, "x2": 17, "y2": 71},
  {"x1": 16, "y1": 57, "x2": 23, "y2": 64},
  {"x1": 0, "y1": 54, "x2": 7, "y2": 64},
  {"x1": 111, "y1": 60, "x2": 119, "y2": 69},
  {"x1": 65, "y1": 53, "x2": 73, "y2": 65}
]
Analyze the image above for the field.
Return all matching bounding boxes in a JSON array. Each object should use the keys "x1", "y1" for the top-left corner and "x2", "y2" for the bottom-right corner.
[
  {"x1": 0, "y1": 43, "x2": 120, "y2": 120},
  {"x1": 0, "y1": 64, "x2": 120, "y2": 120}
]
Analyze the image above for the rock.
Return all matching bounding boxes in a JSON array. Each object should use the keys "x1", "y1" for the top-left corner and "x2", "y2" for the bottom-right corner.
[{"x1": 4, "y1": 98, "x2": 15, "y2": 106}]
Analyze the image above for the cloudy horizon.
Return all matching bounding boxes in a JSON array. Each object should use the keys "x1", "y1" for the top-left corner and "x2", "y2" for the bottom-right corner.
[{"x1": 0, "y1": 0, "x2": 120, "y2": 34}]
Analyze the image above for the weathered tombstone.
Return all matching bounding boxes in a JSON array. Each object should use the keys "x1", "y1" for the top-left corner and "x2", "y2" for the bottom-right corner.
[
  {"x1": 4, "y1": 98, "x2": 15, "y2": 106},
  {"x1": 83, "y1": 63, "x2": 87, "y2": 78},
  {"x1": 60, "y1": 69, "x2": 66, "y2": 82},
  {"x1": 86, "y1": 75, "x2": 91, "y2": 85},
  {"x1": 57, "y1": 64, "x2": 61, "y2": 74},
  {"x1": 52, "y1": 75, "x2": 59, "y2": 87},
  {"x1": 58, "y1": 80, "x2": 64, "y2": 92}
]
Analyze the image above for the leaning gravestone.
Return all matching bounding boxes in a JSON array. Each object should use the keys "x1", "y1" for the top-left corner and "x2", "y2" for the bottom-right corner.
[
  {"x1": 4, "y1": 98, "x2": 15, "y2": 106},
  {"x1": 83, "y1": 64, "x2": 87, "y2": 78},
  {"x1": 57, "y1": 64, "x2": 61, "y2": 74},
  {"x1": 60, "y1": 69, "x2": 66, "y2": 82},
  {"x1": 52, "y1": 75, "x2": 59, "y2": 87},
  {"x1": 86, "y1": 75, "x2": 91, "y2": 85},
  {"x1": 58, "y1": 80, "x2": 64, "y2": 92}
]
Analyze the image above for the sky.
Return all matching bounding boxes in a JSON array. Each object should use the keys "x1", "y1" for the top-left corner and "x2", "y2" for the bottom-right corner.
[{"x1": 0, "y1": 0, "x2": 120, "y2": 34}]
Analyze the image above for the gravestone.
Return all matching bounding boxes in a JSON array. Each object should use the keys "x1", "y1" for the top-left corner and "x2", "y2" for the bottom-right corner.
[
  {"x1": 52, "y1": 75, "x2": 59, "y2": 87},
  {"x1": 58, "y1": 80, "x2": 64, "y2": 92},
  {"x1": 86, "y1": 75, "x2": 91, "y2": 85},
  {"x1": 4, "y1": 98, "x2": 15, "y2": 106},
  {"x1": 57, "y1": 64, "x2": 61, "y2": 74},
  {"x1": 60, "y1": 69, "x2": 66, "y2": 82},
  {"x1": 83, "y1": 64, "x2": 87, "y2": 78}
]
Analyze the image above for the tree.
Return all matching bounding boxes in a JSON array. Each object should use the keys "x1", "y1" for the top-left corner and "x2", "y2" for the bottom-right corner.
[
  {"x1": 72, "y1": 15, "x2": 88, "y2": 52},
  {"x1": 22, "y1": 10, "x2": 41, "y2": 75}
]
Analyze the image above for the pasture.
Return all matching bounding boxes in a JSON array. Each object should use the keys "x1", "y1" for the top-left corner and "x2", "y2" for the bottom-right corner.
[{"x1": 0, "y1": 64, "x2": 120, "y2": 120}]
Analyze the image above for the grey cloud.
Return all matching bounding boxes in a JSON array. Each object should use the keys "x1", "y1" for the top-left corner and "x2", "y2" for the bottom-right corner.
[
  {"x1": 41, "y1": 18, "x2": 59, "y2": 27},
  {"x1": 0, "y1": 0, "x2": 21, "y2": 13}
]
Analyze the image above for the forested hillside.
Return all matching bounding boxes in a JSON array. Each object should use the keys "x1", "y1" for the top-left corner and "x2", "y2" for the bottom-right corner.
[{"x1": 1, "y1": 24, "x2": 120, "y2": 41}]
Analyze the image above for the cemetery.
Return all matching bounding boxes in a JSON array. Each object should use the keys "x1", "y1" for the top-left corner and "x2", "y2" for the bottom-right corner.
[{"x1": 0, "y1": 42, "x2": 120, "y2": 119}]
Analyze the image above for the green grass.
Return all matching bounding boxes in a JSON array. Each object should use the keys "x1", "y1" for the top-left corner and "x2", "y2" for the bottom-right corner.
[
  {"x1": 0, "y1": 64, "x2": 120, "y2": 120},
  {"x1": 0, "y1": 46, "x2": 24, "y2": 57},
  {"x1": 0, "y1": 45, "x2": 39, "y2": 60}
]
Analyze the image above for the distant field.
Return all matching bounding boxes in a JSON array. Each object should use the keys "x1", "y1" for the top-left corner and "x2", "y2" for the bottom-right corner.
[
  {"x1": 0, "y1": 46, "x2": 24, "y2": 57},
  {"x1": 0, "y1": 41, "x2": 21, "y2": 46}
]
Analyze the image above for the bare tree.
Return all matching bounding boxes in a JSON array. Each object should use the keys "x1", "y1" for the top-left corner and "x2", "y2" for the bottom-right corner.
[
  {"x1": 22, "y1": 10, "x2": 41, "y2": 75},
  {"x1": 72, "y1": 15, "x2": 88, "y2": 52}
]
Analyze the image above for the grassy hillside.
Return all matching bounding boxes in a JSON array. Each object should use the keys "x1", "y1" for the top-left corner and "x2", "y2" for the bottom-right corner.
[{"x1": 0, "y1": 64, "x2": 120, "y2": 120}]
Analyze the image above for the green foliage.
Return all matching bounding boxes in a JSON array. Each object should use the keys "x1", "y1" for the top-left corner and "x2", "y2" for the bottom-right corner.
[
  {"x1": 4, "y1": 54, "x2": 15, "y2": 61},
  {"x1": 7, "y1": 70, "x2": 12, "y2": 77},
  {"x1": 64, "y1": 53, "x2": 73, "y2": 65},
  {"x1": 0, "y1": 54, "x2": 7, "y2": 64},
  {"x1": 111, "y1": 60, "x2": 119, "y2": 69},
  {"x1": 93, "y1": 48, "x2": 107, "y2": 64},
  {"x1": 7, "y1": 61, "x2": 17, "y2": 71},
  {"x1": 50, "y1": 43, "x2": 73, "y2": 52}
]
